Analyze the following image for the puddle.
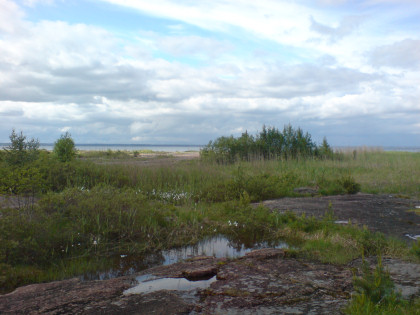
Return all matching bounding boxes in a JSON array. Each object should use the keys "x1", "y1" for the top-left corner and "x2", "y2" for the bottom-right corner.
[
  {"x1": 161, "y1": 235, "x2": 288, "y2": 265},
  {"x1": 81, "y1": 235, "x2": 288, "y2": 281},
  {"x1": 124, "y1": 275, "x2": 217, "y2": 295}
]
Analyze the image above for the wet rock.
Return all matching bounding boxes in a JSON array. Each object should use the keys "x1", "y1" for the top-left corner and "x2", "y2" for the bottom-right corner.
[
  {"x1": 140, "y1": 255, "x2": 220, "y2": 279},
  {"x1": 182, "y1": 266, "x2": 218, "y2": 280}
]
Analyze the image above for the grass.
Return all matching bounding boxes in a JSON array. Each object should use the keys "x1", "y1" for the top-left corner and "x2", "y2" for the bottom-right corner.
[{"x1": 0, "y1": 149, "x2": 419, "y2": 301}]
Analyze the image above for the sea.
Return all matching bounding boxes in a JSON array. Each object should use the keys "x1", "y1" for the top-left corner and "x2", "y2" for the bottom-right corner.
[{"x1": 0, "y1": 144, "x2": 419, "y2": 153}]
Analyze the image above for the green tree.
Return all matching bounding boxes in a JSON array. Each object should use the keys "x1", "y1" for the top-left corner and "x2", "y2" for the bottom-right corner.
[
  {"x1": 53, "y1": 132, "x2": 76, "y2": 162},
  {"x1": 317, "y1": 137, "x2": 334, "y2": 159},
  {"x1": 3, "y1": 129, "x2": 39, "y2": 167}
]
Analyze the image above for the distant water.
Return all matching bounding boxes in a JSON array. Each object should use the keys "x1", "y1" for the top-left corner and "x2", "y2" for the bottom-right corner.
[
  {"x1": 383, "y1": 146, "x2": 420, "y2": 152},
  {"x1": 1, "y1": 144, "x2": 419, "y2": 153},
  {"x1": 0, "y1": 144, "x2": 203, "y2": 152}
]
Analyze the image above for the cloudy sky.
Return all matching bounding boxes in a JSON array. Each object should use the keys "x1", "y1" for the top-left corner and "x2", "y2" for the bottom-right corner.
[{"x1": 1, "y1": 0, "x2": 419, "y2": 146}]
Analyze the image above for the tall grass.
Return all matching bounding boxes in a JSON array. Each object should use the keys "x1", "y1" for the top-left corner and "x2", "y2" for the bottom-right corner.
[{"x1": 7, "y1": 149, "x2": 415, "y2": 199}]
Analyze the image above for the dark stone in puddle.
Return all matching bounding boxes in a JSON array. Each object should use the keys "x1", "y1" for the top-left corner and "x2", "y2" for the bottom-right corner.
[{"x1": 182, "y1": 266, "x2": 218, "y2": 280}]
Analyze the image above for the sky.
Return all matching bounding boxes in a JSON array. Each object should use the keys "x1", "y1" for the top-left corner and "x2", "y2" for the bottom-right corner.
[{"x1": 0, "y1": 0, "x2": 419, "y2": 146}]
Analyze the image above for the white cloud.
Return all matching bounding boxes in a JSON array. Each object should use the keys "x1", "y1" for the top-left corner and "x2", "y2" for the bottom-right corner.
[
  {"x1": 157, "y1": 35, "x2": 232, "y2": 58},
  {"x1": 22, "y1": 0, "x2": 55, "y2": 7},
  {"x1": 102, "y1": 0, "x2": 313, "y2": 46},
  {"x1": 59, "y1": 126, "x2": 71, "y2": 133},
  {"x1": 310, "y1": 15, "x2": 366, "y2": 42},
  {"x1": 369, "y1": 39, "x2": 420, "y2": 69},
  {"x1": 0, "y1": 0, "x2": 419, "y2": 146},
  {"x1": 0, "y1": 0, "x2": 25, "y2": 34}
]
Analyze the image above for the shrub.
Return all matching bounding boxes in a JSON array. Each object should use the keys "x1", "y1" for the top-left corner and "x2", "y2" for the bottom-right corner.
[
  {"x1": 344, "y1": 257, "x2": 411, "y2": 314},
  {"x1": 53, "y1": 132, "x2": 76, "y2": 162},
  {"x1": 340, "y1": 175, "x2": 361, "y2": 194}
]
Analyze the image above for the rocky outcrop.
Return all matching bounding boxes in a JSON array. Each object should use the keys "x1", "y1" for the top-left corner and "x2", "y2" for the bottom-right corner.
[
  {"x1": 1, "y1": 249, "x2": 419, "y2": 314},
  {"x1": 262, "y1": 193, "x2": 420, "y2": 242}
]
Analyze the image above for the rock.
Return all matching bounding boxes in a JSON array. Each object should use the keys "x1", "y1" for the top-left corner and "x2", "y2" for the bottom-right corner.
[
  {"x1": 261, "y1": 194, "x2": 420, "y2": 243},
  {"x1": 244, "y1": 248, "x2": 285, "y2": 259},
  {"x1": 383, "y1": 258, "x2": 420, "y2": 299},
  {"x1": 1, "y1": 254, "x2": 419, "y2": 314},
  {"x1": 0, "y1": 277, "x2": 132, "y2": 314},
  {"x1": 182, "y1": 266, "x2": 217, "y2": 280},
  {"x1": 198, "y1": 254, "x2": 353, "y2": 314},
  {"x1": 0, "y1": 276, "x2": 194, "y2": 315},
  {"x1": 293, "y1": 187, "x2": 318, "y2": 195}
]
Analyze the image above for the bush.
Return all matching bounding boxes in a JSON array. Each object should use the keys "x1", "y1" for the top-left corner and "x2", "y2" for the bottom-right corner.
[
  {"x1": 340, "y1": 175, "x2": 361, "y2": 194},
  {"x1": 53, "y1": 132, "x2": 76, "y2": 162}
]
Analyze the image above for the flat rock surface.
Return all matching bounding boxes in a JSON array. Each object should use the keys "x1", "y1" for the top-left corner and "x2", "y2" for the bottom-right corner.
[
  {"x1": 262, "y1": 193, "x2": 420, "y2": 242},
  {"x1": 2, "y1": 249, "x2": 419, "y2": 314}
]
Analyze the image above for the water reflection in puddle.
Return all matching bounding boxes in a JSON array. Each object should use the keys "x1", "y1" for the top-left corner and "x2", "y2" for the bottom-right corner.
[
  {"x1": 124, "y1": 275, "x2": 217, "y2": 295},
  {"x1": 162, "y1": 235, "x2": 288, "y2": 265},
  {"x1": 82, "y1": 235, "x2": 288, "y2": 281}
]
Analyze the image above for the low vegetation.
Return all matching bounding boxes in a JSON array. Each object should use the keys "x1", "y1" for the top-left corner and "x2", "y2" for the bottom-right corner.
[{"x1": 0, "y1": 128, "x2": 419, "y2": 313}]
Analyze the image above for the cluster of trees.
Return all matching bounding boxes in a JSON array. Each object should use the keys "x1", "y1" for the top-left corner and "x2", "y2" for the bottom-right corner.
[
  {"x1": 2, "y1": 130, "x2": 77, "y2": 166},
  {"x1": 0, "y1": 130, "x2": 77, "y2": 202},
  {"x1": 201, "y1": 124, "x2": 334, "y2": 163}
]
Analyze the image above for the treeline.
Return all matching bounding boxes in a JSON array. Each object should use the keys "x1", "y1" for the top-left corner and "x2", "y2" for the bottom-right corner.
[{"x1": 200, "y1": 124, "x2": 334, "y2": 163}]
